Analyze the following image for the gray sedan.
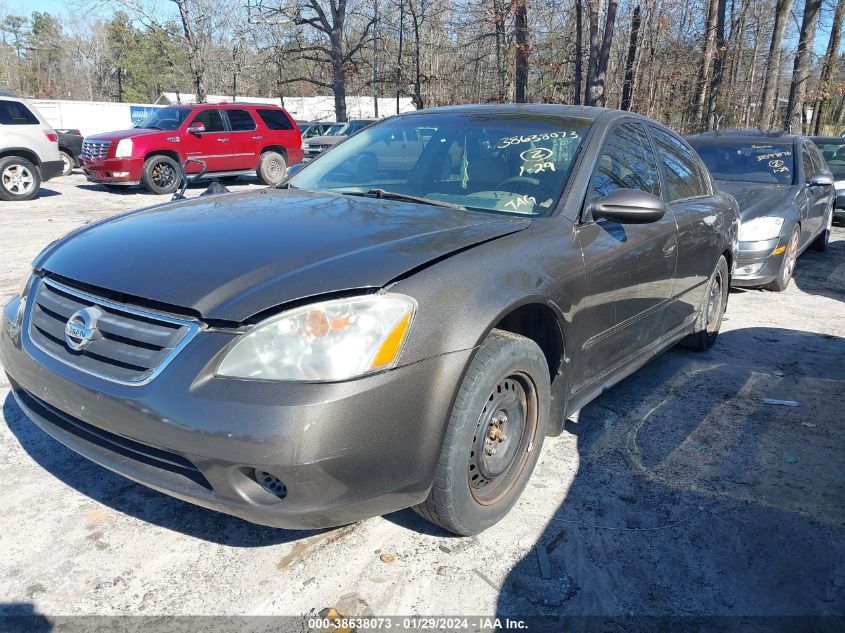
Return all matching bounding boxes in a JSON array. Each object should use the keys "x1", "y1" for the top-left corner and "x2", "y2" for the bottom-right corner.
[
  {"x1": 688, "y1": 131, "x2": 834, "y2": 291},
  {"x1": 2, "y1": 105, "x2": 737, "y2": 535}
]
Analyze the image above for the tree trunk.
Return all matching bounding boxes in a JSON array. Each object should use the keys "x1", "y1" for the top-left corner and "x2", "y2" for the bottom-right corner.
[
  {"x1": 331, "y1": 31, "x2": 348, "y2": 121},
  {"x1": 590, "y1": 0, "x2": 617, "y2": 107},
  {"x1": 784, "y1": 0, "x2": 822, "y2": 133},
  {"x1": 813, "y1": 0, "x2": 845, "y2": 134},
  {"x1": 584, "y1": 0, "x2": 600, "y2": 106},
  {"x1": 621, "y1": 5, "x2": 641, "y2": 110},
  {"x1": 373, "y1": 0, "x2": 380, "y2": 117},
  {"x1": 396, "y1": 0, "x2": 404, "y2": 115},
  {"x1": 173, "y1": 0, "x2": 205, "y2": 103},
  {"x1": 759, "y1": 0, "x2": 794, "y2": 128},
  {"x1": 695, "y1": 0, "x2": 719, "y2": 128},
  {"x1": 706, "y1": 0, "x2": 726, "y2": 129},
  {"x1": 411, "y1": 5, "x2": 424, "y2": 109},
  {"x1": 574, "y1": 0, "x2": 584, "y2": 105},
  {"x1": 514, "y1": 0, "x2": 528, "y2": 102}
]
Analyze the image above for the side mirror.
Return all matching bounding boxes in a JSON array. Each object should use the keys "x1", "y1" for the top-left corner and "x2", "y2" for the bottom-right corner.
[
  {"x1": 186, "y1": 122, "x2": 206, "y2": 135},
  {"x1": 590, "y1": 188, "x2": 666, "y2": 224},
  {"x1": 808, "y1": 171, "x2": 834, "y2": 187}
]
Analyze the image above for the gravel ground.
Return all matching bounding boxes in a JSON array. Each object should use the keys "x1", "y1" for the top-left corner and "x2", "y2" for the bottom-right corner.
[{"x1": 0, "y1": 173, "x2": 843, "y2": 621}]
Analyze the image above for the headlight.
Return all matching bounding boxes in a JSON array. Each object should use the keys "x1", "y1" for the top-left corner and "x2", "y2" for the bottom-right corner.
[
  {"x1": 4, "y1": 270, "x2": 32, "y2": 337},
  {"x1": 114, "y1": 138, "x2": 134, "y2": 158},
  {"x1": 216, "y1": 294, "x2": 416, "y2": 382},
  {"x1": 739, "y1": 216, "x2": 785, "y2": 241}
]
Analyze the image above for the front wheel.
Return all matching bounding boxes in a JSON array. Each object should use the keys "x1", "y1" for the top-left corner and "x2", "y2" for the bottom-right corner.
[
  {"x1": 141, "y1": 155, "x2": 180, "y2": 195},
  {"x1": 765, "y1": 226, "x2": 800, "y2": 292},
  {"x1": 257, "y1": 151, "x2": 287, "y2": 185},
  {"x1": 681, "y1": 254, "x2": 729, "y2": 352},
  {"x1": 413, "y1": 329, "x2": 550, "y2": 535}
]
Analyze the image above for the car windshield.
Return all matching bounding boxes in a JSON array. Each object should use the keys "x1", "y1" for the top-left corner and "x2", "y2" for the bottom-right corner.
[
  {"x1": 690, "y1": 140, "x2": 794, "y2": 185},
  {"x1": 136, "y1": 108, "x2": 191, "y2": 131},
  {"x1": 812, "y1": 140, "x2": 845, "y2": 178},
  {"x1": 287, "y1": 112, "x2": 592, "y2": 216},
  {"x1": 326, "y1": 123, "x2": 345, "y2": 135}
]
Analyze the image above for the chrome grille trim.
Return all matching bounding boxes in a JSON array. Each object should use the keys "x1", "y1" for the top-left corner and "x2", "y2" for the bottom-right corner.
[
  {"x1": 80, "y1": 140, "x2": 112, "y2": 160},
  {"x1": 23, "y1": 277, "x2": 202, "y2": 386}
]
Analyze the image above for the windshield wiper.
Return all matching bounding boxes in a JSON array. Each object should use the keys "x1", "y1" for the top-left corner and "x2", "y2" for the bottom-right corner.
[{"x1": 343, "y1": 189, "x2": 466, "y2": 210}]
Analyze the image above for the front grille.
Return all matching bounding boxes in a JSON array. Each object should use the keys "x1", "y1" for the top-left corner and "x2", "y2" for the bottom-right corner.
[
  {"x1": 13, "y1": 384, "x2": 211, "y2": 491},
  {"x1": 80, "y1": 140, "x2": 111, "y2": 160},
  {"x1": 306, "y1": 144, "x2": 329, "y2": 157},
  {"x1": 26, "y1": 277, "x2": 200, "y2": 385}
]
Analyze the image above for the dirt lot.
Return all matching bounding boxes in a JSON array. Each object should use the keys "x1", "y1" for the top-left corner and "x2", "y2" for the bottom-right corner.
[{"x1": 1, "y1": 173, "x2": 843, "y2": 620}]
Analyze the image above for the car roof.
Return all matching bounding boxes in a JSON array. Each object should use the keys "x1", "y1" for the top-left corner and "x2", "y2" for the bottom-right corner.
[
  {"x1": 687, "y1": 129, "x2": 804, "y2": 142},
  {"x1": 402, "y1": 103, "x2": 614, "y2": 122},
  {"x1": 164, "y1": 102, "x2": 283, "y2": 110}
]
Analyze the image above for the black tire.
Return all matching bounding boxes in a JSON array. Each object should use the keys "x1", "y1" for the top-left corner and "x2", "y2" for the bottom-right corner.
[
  {"x1": 257, "y1": 151, "x2": 287, "y2": 185},
  {"x1": 59, "y1": 150, "x2": 74, "y2": 176},
  {"x1": 141, "y1": 155, "x2": 180, "y2": 195},
  {"x1": 681, "y1": 255, "x2": 729, "y2": 351},
  {"x1": 811, "y1": 202, "x2": 833, "y2": 252},
  {"x1": 765, "y1": 226, "x2": 800, "y2": 292},
  {"x1": 413, "y1": 329, "x2": 550, "y2": 535},
  {"x1": 0, "y1": 156, "x2": 41, "y2": 201}
]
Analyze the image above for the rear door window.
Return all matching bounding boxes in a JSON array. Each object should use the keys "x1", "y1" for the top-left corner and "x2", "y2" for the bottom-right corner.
[
  {"x1": 257, "y1": 109, "x2": 294, "y2": 131},
  {"x1": 226, "y1": 109, "x2": 257, "y2": 132},
  {"x1": 0, "y1": 100, "x2": 39, "y2": 125}
]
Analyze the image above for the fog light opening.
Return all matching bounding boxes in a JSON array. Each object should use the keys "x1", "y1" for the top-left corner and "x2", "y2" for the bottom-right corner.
[{"x1": 253, "y1": 469, "x2": 287, "y2": 499}]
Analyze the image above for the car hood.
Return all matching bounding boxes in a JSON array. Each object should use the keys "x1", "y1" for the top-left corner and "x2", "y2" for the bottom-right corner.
[
  {"x1": 715, "y1": 180, "x2": 801, "y2": 222},
  {"x1": 84, "y1": 128, "x2": 165, "y2": 142},
  {"x1": 34, "y1": 188, "x2": 530, "y2": 322},
  {"x1": 307, "y1": 136, "x2": 345, "y2": 146}
]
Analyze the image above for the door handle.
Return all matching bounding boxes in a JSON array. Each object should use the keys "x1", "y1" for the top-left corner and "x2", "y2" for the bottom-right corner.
[
  {"x1": 662, "y1": 242, "x2": 677, "y2": 257},
  {"x1": 217, "y1": 138, "x2": 230, "y2": 143},
  {"x1": 252, "y1": 135, "x2": 263, "y2": 140}
]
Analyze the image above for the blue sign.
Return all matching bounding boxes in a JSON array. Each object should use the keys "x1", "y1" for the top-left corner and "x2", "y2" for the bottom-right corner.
[{"x1": 130, "y1": 105, "x2": 162, "y2": 126}]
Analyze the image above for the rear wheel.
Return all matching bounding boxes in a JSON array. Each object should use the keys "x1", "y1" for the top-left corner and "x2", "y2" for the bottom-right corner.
[
  {"x1": 765, "y1": 226, "x2": 800, "y2": 292},
  {"x1": 141, "y1": 155, "x2": 180, "y2": 195},
  {"x1": 59, "y1": 150, "x2": 74, "y2": 176},
  {"x1": 413, "y1": 329, "x2": 550, "y2": 535},
  {"x1": 0, "y1": 156, "x2": 41, "y2": 201},
  {"x1": 681, "y1": 255, "x2": 728, "y2": 351},
  {"x1": 257, "y1": 151, "x2": 287, "y2": 185},
  {"x1": 811, "y1": 202, "x2": 833, "y2": 252}
]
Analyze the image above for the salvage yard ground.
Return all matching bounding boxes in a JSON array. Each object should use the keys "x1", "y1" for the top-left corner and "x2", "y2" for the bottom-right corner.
[{"x1": 1, "y1": 173, "x2": 844, "y2": 618}]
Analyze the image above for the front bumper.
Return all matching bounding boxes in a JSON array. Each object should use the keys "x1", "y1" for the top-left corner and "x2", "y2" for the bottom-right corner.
[
  {"x1": 80, "y1": 156, "x2": 144, "y2": 185},
  {"x1": 2, "y1": 291, "x2": 469, "y2": 529},
  {"x1": 731, "y1": 236, "x2": 785, "y2": 287}
]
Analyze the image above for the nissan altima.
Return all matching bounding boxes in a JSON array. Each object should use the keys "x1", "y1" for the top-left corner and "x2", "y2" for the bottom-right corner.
[
  {"x1": 688, "y1": 130, "x2": 834, "y2": 291},
  {"x1": 1, "y1": 105, "x2": 738, "y2": 535}
]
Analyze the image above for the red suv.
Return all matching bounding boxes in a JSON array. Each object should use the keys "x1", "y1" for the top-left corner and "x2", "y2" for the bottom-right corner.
[{"x1": 79, "y1": 103, "x2": 304, "y2": 194}]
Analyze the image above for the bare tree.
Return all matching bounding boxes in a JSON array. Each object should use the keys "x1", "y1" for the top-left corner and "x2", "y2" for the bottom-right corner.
[
  {"x1": 784, "y1": 0, "x2": 822, "y2": 132},
  {"x1": 812, "y1": 0, "x2": 845, "y2": 134},
  {"x1": 514, "y1": 0, "x2": 528, "y2": 102},
  {"x1": 758, "y1": 0, "x2": 794, "y2": 128},
  {"x1": 621, "y1": 3, "x2": 641, "y2": 111},
  {"x1": 695, "y1": 0, "x2": 720, "y2": 127}
]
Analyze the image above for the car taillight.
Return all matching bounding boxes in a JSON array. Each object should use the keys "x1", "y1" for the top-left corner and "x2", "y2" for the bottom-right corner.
[{"x1": 45, "y1": 132, "x2": 58, "y2": 143}]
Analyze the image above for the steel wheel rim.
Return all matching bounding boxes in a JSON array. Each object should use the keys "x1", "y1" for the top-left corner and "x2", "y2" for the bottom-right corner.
[
  {"x1": 151, "y1": 162, "x2": 175, "y2": 188},
  {"x1": 468, "y1": 372, "x2": 539, "y2": 506},
  {"x1": 61, "y1": 153, "x2": 71, "y2": 174},
  {"x1": 2, "y1": 165, "x2": 34, "y2": 195},
  {"x1": 783, "y1": 230, "x2": 799, "y2": 284},
  {"x1": 706, "y1": 268, "x2": 724, "y2": 334},
  {"x1": 265, "y1": 158, "x2": 283, "y2": 180}
]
